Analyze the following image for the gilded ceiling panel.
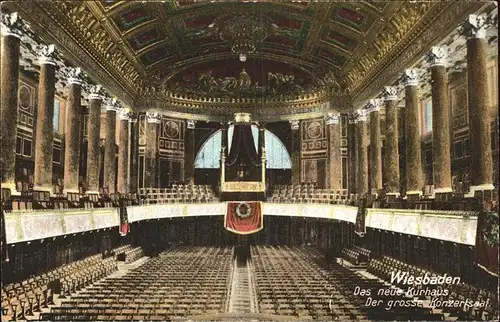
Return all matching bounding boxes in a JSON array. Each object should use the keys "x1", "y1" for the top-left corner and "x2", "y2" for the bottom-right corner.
[{"x1": 4, "y1": 0, "x2": 485, "y2": 117}]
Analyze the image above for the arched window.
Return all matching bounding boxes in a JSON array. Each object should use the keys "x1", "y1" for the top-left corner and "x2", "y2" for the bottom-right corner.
[{"x1": 195, "y1": 125, "x2": 291, "y2": 169}]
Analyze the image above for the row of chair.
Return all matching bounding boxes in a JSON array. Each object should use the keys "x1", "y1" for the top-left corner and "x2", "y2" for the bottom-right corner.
[
  {"x1": 44, "y1": 246, "x2": 234, "y2": 320},
  {"x1": 138, "y1": 184, "x2": 218, "y2": 204},
  {"x1": 250, "y1": 245, "x2": 442, "y2": 321},
  {"x1": 2, "y1": 251, "x2": 121, "y2": 321},
  {"x1": 268, "y1": 185, "x2": 353, "y2": 205},
  {"x1": 1, "y1": 187, "x2": 140, "y2": 212},
  {"x1": 121, "y1": 247, "x2": 144, "y2": 264},
  {"x1": 341, "y1": 246, "x2": 371, "y2": 265}
]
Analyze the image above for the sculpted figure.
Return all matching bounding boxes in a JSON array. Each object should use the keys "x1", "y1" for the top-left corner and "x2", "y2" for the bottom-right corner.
[
  {"x1": 197, "y1": 71, "x2": 218, "y2": 92},
  {"x1": 220, "y1": 77, "x2": 237, "y2": 92},
  {"x1": 239, "y1": 69, "x2": 252, "y2": 88}
]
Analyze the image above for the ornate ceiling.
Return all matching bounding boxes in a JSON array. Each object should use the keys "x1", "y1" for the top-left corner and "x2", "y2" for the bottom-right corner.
[
  {"x1": 90, "y1": 0, "x2": 402, "y2": 91},
  {"x1": 3, "y1": 0, "x2": 488, "y2": 117}
]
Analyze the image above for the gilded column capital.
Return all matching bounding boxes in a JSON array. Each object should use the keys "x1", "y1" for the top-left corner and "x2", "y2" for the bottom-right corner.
[
  {"x1": 118, "y1": 108, "x2": 131, "y2": 121},
  {"x1": 88, "y1": 85, "x2": 106, "y2": 101},
  {"x1": 290, "y1": 120, "x2": 300, "y2": 130},
  {"x1": 356, "y1": 109, "x2": 368, "y2": 122},
  {"x1": 146, "y1": 112, "x2": 161, "y2": 124},
  {"x1": 366, "y1": 99, "x2": 383, "y2": 113},
  {"x1": 382, "y1": 86, "x2": 398, "y2": 101},
  {"x1": 0, "y1": 12, "x2": 25, "y2": 39},
  {"x1": 402, "y1": 69, "x2": 420, "y2": 87},
  {"x1": 63, "y1": 67, "x2": 85, "y2": 85},
  {"x1": 348, "y1": 113, "x2": 358, "y2": 124},
  {"x1": 325, "y1": 113, "x2": 340, "y2": 125},
  {"x1": 460, "y1": 14, "x2": 489, "y2": 39},
  {"x1": 36, "y1": 44, "x2": 57, "y2": 66},
  {"x1": 104, "y1": 97, "x2": 120, "y2": 112},
  {"x1": 425, "y1": 46, "x2": 448, "y2": 67},
  {"x1": 187, "y1": 120, "x2": 196, "y2": 129}
]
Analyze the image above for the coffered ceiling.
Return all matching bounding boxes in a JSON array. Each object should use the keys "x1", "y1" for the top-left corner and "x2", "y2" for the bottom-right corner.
[
  {"x1": 3, "y1": 0, "x2": 487, "y2": 111},
  {"x1": 90, "y1": 0, "x2": 402, "y2": 87}
]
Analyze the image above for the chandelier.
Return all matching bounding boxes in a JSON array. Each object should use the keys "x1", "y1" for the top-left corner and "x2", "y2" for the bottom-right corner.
[{"x1": 213, "y1": 15, "x2": 275, "y2": 62}]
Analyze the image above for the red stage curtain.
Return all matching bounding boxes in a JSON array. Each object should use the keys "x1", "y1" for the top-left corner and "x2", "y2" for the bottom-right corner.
[{"x1": 225, "y1": 201, "x2": 263, "y2": 234}]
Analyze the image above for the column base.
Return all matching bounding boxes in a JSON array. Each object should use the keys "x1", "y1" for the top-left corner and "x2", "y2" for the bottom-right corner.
[
  {"x1": 403, "y1": 190, "x2": 422, "y2": 199},
  {"x1": 86, "y1": 190, "x2": 100, "y2": 195},
  {"x1": 465, "y1": 184, "x2": 495, "y2": 198},
  {"x1": 64, "y1": 189, "x2": 80, "y2": 194},
  {"x1": 434, "y1": 187, "x2": 453, "y2": 193},
  {"x1": 33, "y1": 185, "x2": 53, "y2": 193},
  {"x1": 33, "y1": 186, "x2": 55, "y2": 197},
  {"x1": 1, "y1": 182, "x2": 20, "y2": 196},
  {"x1": 385, "y1": 192, "x2": 400, "y2": 197}
]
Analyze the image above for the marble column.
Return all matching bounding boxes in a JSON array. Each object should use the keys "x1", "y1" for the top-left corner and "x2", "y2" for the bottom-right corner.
[
  {"x1": 145, "y1": 112, "x2": 160, "y2": 188},
  {"x1": 326, "y1": 114, "x2": 341, "y2": 191},
  {"x1": 258, "y1": 124, "x2": 266, "y2": 155},
  {"x1": 184, "y1": 120, "x2": 196, "y2": 185},
  {"x1": 368, "y1": 99, "x2": 382, "y2": 195},
  {"x1": 103, "y1": 98, "x2": 118, "y2": 194},
  {"x1": 86, "y1": 85, "x2": 104, "y2": 194},
  {"x1": 290, "y1": 120, "x2": 301, "y2": 185},
  {"x1": 403, "y1": 69, "x2": 423, "y2": 196},
  {"x1": 426, "y1": 46, "x2": 452, "y2": 193},
  {"x1": 220, "y1": 123, "x2": 228, "y2": 185},
  {"x1": 33, "y1": 45, "x2": 57, "y2": 192},
  {"x1": 129, "y1": 115, "x2": 138, "y2": 193},
  {"x1": 117, "y1": 109, "x2": 130, "y2": 194},
  {"x1": 356, "y1": 110, "x2": 368, "y2": 195},
  {"x1": 63, "y1": 68, "x2": 84, "y2": 193},
  {"x1": 462, "y1": 15, "x2": 494, "y2": 193},
  {"x1": 221, "y1": 123, "x2": 228, "y2": 156},
  {"x1": 258, "y1": 124, "x2": 266, "y2": 183},
  {"x1": 382, "y1": 86, "x2": 400, "y2": 195},
  {"x1": 0, "y1": 13, "x2": 23, "y2": 193},
  {"x1": 348, "y1": 115, "x2": 357, "y2": 194}
]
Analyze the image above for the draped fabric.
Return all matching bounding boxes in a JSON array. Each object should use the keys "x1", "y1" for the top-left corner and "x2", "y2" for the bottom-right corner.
[
  {"x1": 195, "y1": 126, "x2": 291, "y2": 169},
  {"x1": 225, "y1": 124, "x2": 262, "y2": 167},
  {"x1": 119, "y1": 206, "x2": 130, "y2": 236},
  {"x1": 225, "y1": 201, "x2": 263, "y2": 234},
  {"x1": 474, "y1": 211, "x2": 499, "y2": 276},
  {"x1": 354, "y1": 199, "x2": 367, "y2": 237}
]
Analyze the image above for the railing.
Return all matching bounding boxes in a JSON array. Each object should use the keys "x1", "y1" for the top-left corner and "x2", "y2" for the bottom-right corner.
[
  {"x1": 268, "y1": 185, "x2": 499, "y2": 211},
  {"x1": 3, "y1": 207, "x2": 119, "y2": 244},
  {"x1": 267, "y1": 190, "x2": 356, "y2": 206}
]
